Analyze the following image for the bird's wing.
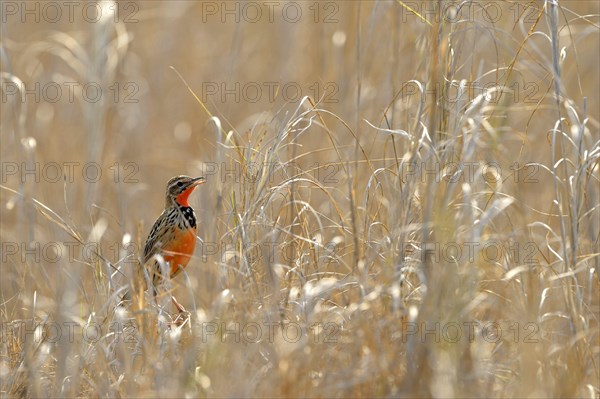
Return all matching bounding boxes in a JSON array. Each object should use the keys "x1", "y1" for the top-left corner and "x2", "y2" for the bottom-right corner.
[{"x1": 143, "y1": 209, "x2": 170, "y2": 264}]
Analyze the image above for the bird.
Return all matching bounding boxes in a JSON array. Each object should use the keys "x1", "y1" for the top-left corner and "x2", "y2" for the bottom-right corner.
[{"x1": 122, "y1": 175, "x2": 206, "y2": 312}]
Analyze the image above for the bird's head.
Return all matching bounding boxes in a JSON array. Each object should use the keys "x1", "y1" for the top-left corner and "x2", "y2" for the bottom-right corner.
[{"x1": 165, "y1": 175, "x2": 206, "y2": 207}]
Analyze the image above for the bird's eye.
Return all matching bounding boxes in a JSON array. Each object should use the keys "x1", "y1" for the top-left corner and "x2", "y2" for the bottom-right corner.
[{"x1": 177, "y1": 181, "x2": 183, "y2": 187}]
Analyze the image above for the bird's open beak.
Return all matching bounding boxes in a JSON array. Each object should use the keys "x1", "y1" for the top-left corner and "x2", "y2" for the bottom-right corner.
[
  {"x1": 175, "y1": 177, "x2": 206, "y2": 206},
  {"x1": 191, "y1": 176, "x2": 206, "y2": 186}
]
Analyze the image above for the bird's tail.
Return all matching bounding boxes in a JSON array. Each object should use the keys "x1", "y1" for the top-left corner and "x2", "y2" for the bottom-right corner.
[{"x1": 118, "y1": 254, "x2": 147, "y2": 306}]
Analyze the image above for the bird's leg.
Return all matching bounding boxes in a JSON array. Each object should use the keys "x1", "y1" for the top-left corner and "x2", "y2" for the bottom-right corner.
[
  {"x1": 171, "y1": 295, "x2": 190, "y2": 328},
  {"x1": 170, "y1": 265, "x2": 189, "y2": 314}
]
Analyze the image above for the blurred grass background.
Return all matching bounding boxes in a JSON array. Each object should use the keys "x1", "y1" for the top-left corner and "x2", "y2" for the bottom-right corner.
[{"x1": 1, "y1": 1, "x2": 599, "y2": 397}]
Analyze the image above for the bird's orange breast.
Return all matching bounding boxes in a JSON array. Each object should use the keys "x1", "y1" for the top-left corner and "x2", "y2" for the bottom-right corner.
[{"x1": 161, "y1": 227, "x2": 197, "y2": 278}]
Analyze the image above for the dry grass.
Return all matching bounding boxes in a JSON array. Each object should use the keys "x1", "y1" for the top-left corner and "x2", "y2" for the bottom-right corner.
[{"x1": 1, "y1": 1, "x2": 599, "y2": 397}]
